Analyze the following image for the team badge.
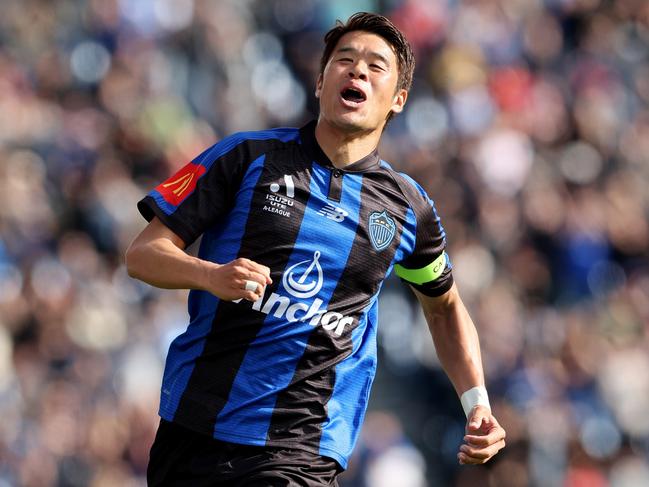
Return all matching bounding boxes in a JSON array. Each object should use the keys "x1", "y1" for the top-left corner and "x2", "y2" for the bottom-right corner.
[{"x1": 368, "y1": 210, "x2": 396, "y2": 251}]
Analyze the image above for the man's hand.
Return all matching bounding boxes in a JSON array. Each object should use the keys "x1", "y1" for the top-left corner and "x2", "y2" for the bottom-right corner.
[
  {"x1": 205, "y1": 258, "x2": 272, "y2": 302},
  {"x1": 458, "y1": 405, "x2": 506, "y2": 465}
]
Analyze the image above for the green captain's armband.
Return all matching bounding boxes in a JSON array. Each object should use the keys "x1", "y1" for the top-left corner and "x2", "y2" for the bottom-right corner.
[{"x1": 394, "y1": 252, "x2": 448, "y2": 285}]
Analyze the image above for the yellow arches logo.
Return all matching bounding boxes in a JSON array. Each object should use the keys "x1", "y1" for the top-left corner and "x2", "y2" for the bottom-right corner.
[
  {"x1": 157, "y1": 163, "x2": 206, "y2": 205},
  {"x1": 162, "y1": 172, "x2": 194, "y2": 197}
]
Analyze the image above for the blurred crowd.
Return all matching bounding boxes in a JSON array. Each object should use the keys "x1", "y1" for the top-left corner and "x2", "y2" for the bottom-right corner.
[{"x1": 0, "y1": 0, "x2": 648, "y2": 485}]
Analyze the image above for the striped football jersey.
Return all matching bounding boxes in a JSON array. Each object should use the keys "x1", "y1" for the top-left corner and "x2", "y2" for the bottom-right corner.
[{"x1": 137, "y1": 121, "x2": 453, "y2": 468}]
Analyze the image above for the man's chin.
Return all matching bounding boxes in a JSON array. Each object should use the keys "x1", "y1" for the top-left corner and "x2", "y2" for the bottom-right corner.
[{"x1": 330, "y1": 114, "x2": 376, "y2": 133}]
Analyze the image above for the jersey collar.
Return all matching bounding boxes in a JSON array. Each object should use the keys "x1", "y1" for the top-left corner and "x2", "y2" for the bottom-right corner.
[{"x1": 299, "y1": 120, "x2": 380, "y2": 172}]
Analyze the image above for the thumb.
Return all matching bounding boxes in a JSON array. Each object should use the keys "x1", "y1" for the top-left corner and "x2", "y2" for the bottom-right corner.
[
  {"x1": 466, "y1": 406, "x2": 488, "y2": 432},
  {"x1": 468, "y1": 417, "x2": 481, "y2": 432}
]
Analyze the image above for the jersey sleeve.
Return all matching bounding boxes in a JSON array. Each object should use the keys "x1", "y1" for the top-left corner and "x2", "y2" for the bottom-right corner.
[
  {"x1": 137, "y1": 133, "x2": 256, "y2": 246},
  {"x1": 394, "y1": 177, "x2": 454, "y2": 297}
]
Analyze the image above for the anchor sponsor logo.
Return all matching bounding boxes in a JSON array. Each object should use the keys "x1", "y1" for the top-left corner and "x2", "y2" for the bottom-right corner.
[
  {"x1": 237, "y1": 250, "x2": 354, "y2": 336},
  {"x1": 282, "y1": 250, "x2": 323, "y2": 299}
]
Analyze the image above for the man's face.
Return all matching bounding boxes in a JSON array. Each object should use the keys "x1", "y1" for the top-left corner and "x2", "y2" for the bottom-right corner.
[{"x1": 316, "y1": 31, "x2": 407, "y2": 134}]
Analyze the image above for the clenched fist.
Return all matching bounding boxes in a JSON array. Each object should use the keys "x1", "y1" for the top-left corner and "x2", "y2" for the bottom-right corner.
[
  {"x1": 203, "y1": 257, "x2": 272, "y2": 302},
  {"x1": 458, "y1": 405, "x2": 506, "y2": 465}
]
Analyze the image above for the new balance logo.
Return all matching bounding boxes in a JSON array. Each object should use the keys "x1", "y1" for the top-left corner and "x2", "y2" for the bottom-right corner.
[{"x1": 318, "y1": 204, "x2": 348, "y2": 223}]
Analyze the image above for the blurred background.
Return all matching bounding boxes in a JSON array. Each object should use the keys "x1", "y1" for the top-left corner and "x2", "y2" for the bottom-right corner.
[{"x1": 1, "y1": 0, "x2": 648, "y2": 485}]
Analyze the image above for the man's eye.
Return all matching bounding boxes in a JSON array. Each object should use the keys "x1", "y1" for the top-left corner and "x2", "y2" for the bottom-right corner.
[
  {"x1": 370, "y1": 64, "x2": 385, "y2": 71},
  {"x1": 338, "y1": 58, "x2": 353, "y2": 63}
]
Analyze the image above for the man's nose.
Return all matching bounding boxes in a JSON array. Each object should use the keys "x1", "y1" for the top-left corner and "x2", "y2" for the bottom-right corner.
[{"x1": 348, "y1": 62, "x2": 368, "y2": 81}]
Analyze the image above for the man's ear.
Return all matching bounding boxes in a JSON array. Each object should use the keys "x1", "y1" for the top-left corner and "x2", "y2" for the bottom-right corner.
[
  {"x1": 390, "y1": 88, "x2": 408, "y2": 114},
  {"x1": 315, "y1": 74, "x2": 323, "y2": 98}
]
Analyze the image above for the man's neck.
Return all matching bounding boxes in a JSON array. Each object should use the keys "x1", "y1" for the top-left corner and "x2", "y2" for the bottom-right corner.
[{"x1": 314, "y1": 119, "x2": 383, "y2": 168}]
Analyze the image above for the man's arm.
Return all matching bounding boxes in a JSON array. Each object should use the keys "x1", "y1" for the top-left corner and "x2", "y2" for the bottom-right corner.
[
  {"x1": 125, "y1": 216, "x2": 271, "y2": 302},
  {"x1": 412, "y1": 283, "x2": 506, "y2": 465}
]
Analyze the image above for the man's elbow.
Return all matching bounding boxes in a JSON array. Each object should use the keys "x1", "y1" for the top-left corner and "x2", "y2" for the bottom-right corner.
[{"x1": 124, "y1": 242, "x2": 145, "y2": 280}]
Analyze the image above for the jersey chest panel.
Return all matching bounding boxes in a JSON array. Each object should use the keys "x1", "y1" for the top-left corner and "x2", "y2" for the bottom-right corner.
[{"x1": 230, "y1": 154, "x2": 409, "y2": 312}]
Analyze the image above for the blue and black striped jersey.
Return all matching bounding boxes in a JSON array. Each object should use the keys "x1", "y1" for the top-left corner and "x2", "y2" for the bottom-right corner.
[{"x1": 137, "y1": 121, "x2": 453, "y2": 468}]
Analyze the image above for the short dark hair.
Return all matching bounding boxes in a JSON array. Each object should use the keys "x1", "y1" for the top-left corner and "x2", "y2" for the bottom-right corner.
[{"x1": 319, "y1": 12, "x2": 415, "y2": 94}]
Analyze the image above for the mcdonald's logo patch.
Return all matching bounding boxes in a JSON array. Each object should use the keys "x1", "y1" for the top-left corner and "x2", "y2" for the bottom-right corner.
[{"x1": 156, "y1": 163, "x2": 206, "y2": 206}]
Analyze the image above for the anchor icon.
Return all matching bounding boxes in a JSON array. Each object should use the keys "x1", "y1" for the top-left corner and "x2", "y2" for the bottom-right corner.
[{"x1": 283, "y1": 251, "x2": 323, "y2": 299}]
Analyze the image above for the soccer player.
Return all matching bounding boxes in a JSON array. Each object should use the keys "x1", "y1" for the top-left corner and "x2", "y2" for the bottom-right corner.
[{"x1": 126, "y1": 12, "x2": 505, "y2": 486}]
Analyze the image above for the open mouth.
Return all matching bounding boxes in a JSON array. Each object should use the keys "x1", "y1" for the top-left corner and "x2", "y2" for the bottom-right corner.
[{"x1": 340, "y1": 87, "x2": 367, "y2": 104}]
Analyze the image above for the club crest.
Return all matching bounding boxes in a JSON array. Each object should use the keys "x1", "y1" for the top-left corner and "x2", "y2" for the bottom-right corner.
[{"x1": 368, "y1": 210, "x2": 396, "y2": 251}]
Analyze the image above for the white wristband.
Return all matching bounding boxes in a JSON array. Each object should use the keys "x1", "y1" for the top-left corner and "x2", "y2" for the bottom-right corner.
[{"x1": 460, "y1": 386, "x2": 490, "y2": 417}]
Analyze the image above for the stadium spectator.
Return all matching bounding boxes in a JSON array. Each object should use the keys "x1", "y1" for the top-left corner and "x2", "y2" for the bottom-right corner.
[{"x1": 0, "y1": 1, "x2": 648, "y2": 485}]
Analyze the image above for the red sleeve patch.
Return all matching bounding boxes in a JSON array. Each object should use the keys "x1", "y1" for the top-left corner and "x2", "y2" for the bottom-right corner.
[{"x1": 156, "y1": 162, "x2": 207, "y2": 206}]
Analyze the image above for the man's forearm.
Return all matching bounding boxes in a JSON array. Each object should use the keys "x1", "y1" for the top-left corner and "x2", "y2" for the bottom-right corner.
[
  {"x1": 125, "y1": 217, "x2": 271, "y2": 302},
  {"x1": 415, "y1": 285, "x2": 485, "y2": 397},
  {"x1": 414, "y1": 284, "x2": 505, "y2": 464},
  {"x1": 432, "y1": 301, "x2": 484, "y2": 396},
  {"x1": 126, "y1": 236, "x2": 214, "y2": 290}
]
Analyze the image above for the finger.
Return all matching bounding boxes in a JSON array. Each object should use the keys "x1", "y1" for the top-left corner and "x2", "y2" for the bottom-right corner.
[
  {"x1": 464, "y1": 427, "x2": 506, "y2": 446},
  {"x1": 459, "y1": 452, "x2": 489, "y2": 465},
  {"x1": 466, "y1": 406, "x2": 486, "y2": 427},
  {"x1": 460, "y1": 444, "x2": 489, "y2": 460},
  {"x1": 244, "y1": 280, "x2": 260, "y2": 292},
  {"x1": 238, "y1": 271, "x2": 267, "y2": 289},
  {"x1": 458, "y1": 442, "x2": 505, "y2": 465},
  {"x1": 464, "y1": 435, "x2": 498, "y2": 447},
  {"x1": 240, "y1": 259, "x2": 273, "y2": 284},
  {"x1": 254, "y1": 264, "x2": 272, "y2": 284},
  {"x1": 243, "y1": 290, "x2": 262, "y2": 302},
  {"x1": 459, "y1": 439, "x2": 506, "y2": 460},
  {"x1": 466, "y1": 405, "x2": 498, "y2": 434},
  {"x1": 459, "y1": 451, "x2": 487, "y2": 465},
  {"x1": 233, "y1": 275, "x2": 264, "y2": 297},
  {"x1": 466, "y1": 414, "x2": 486, "y2": 434},
  {"x1": 242, "y1": 279, "x2": 266, "y2": 297},
  {"x1": 465, "y1": 422, "x2": 505, "y2": 441}
]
